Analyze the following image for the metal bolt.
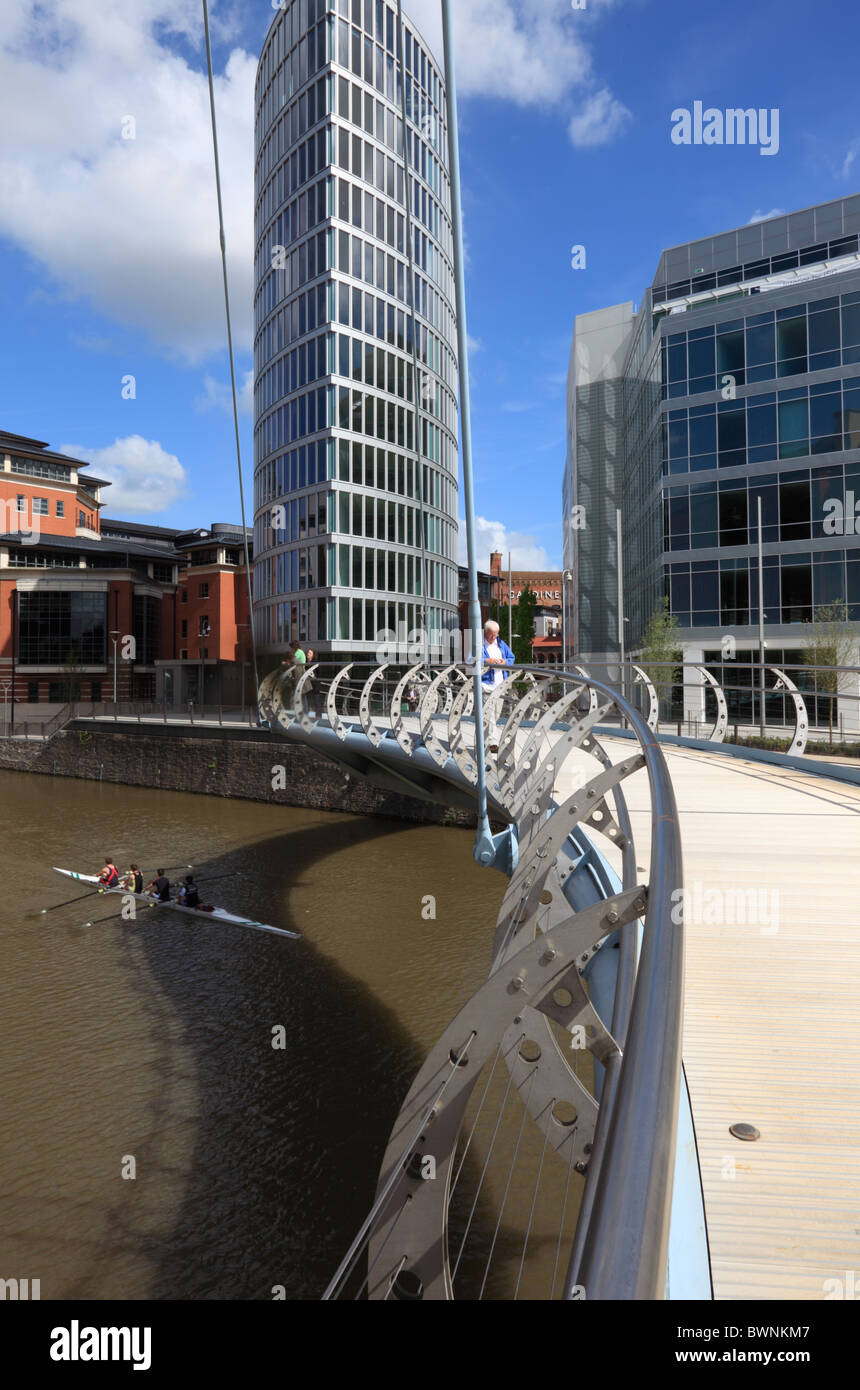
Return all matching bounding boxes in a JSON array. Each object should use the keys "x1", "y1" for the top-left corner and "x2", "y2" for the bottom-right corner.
[
  {"x1": 606, "y1": 910, "x2": 619, "y2": 924},
  {"x1": 729, "y1": 1122, "x2": 760, "y2": 1142}
]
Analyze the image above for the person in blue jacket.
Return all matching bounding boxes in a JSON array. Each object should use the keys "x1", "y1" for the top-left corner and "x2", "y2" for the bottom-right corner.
[{"x1": 480, "y1": 620, "x2": 514, "y2": 750}]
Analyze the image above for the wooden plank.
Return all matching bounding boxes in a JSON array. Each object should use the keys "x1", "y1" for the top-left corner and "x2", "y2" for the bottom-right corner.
[{"x1": 597, "y1": 738, "x2": 860, "y2": 1300}]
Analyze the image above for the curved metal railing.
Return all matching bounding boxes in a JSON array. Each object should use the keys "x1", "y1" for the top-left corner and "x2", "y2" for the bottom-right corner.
[{"x1": 260, "y1": 659, "x2": 692, "y2": 1299}]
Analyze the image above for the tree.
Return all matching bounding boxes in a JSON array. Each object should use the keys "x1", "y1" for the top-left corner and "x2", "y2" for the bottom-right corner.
[
  {"x1": 513, "y1": 584, "x2": 537, "y2": 666},
  {"x1": 639, "y1": 597, "x2": 682, "y2": 716},
  {"x1": 60, "y1": 644, "x2": 83, "y2": 703},
  {"x1": 803, "y1": 598, "x2": 857, "y2": 748},
  {"x1": 488, "y1": 597, "x2": 513, "y2": 649}
]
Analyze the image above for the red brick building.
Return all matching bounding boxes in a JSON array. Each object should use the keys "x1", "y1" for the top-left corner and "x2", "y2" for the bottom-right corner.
[
  {"x1": 0, "y1": 430, "x2": 252, "y2": 718},
  {"x1": 489, "y1": 551, "x2": 563, "y2": 611}
]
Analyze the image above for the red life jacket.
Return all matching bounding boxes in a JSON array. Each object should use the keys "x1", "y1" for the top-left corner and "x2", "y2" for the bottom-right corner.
[{"x1": 102, "y1": 864, "x2": 119, "y2": 887}]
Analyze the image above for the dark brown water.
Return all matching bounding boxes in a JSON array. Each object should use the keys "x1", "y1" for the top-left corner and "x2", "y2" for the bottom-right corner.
[{"x1": 0, "y1": 770, "x2": 584, "y2": 1300}]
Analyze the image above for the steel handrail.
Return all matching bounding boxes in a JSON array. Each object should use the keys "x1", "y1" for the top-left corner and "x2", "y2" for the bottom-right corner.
[{"x1": 263, "y1": 659, "x2": 687, "y2": 1299}]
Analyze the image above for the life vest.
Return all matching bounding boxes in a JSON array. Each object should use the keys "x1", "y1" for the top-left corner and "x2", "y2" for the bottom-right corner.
[
  {"x1": 184, "y1": 886, "x2": 200, "y2": 908},
  {"x1": 102, "y1": 864, "x2": 119, "y2": 888},
  {"x1": 132, "y1": 872, "x2": 143, "y2": 894}
]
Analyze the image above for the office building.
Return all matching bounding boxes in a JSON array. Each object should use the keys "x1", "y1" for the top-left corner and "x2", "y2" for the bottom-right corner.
[
  {"x1": 563, "y1": 195, "x2": 860, "y2": 729},
  {"x1": 253, "y1": 0, "x2": 460, "y2": 665},
  {"x1": 0, "y1": 429, "x2": 251, "y2": 711}
]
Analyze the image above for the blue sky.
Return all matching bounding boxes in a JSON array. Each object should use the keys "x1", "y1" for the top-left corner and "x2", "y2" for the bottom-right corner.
[{"x1": 1, "y1": 0, "x2": 858, "y2": 569}]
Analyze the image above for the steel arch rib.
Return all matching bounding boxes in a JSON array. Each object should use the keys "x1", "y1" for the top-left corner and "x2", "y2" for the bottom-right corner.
[
  {"x1": 769, "y1": 666, "x2": 809, "y2": 755},
  {"x1": 366, "y1": 887, "x2": 644, "y2": 1300},
  {"x1": 358, "y1": 664, "x2": 390, "y2": 748},
  {"x1": 694, "y1": 665, "x2": 728, "y2": 743},
  {"x1": 419, "y1": 665, "x2": 459, "y2": 767},
  {"x1": 390, "y1": 662, "x2": 425, "y2": 755},
  {"x1": 631, "y1": 665, "x2": 659, "y2": 732},
  {"x1": 326, "y1": 663, "x2": 355, "y2": 742},
  {"x1": 293, "y1": 663, "x2": 321, "y2": 732}
]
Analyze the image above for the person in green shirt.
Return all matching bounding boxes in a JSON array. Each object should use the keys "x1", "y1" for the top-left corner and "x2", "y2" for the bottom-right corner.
[{"x1": 293, "y1": 644, "x2": 307, "y2": 666}]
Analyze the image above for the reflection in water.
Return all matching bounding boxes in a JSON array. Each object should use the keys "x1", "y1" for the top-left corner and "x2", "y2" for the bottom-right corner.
[{"x1": 0, "y1": 769, "x2": 589, "y2": 1299}]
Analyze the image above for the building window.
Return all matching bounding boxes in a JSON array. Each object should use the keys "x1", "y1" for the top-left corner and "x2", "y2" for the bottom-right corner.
[
  {"x1": 16, "y1": 496, "x2": 26, "y2": 512},
  {"x1": 91, "y1": 681, "x2": 102, "y2": 702},
  {"x1": 33, "y1": 498, "x2": 49, "y2": 515},
  {"x1": 181, "y1": 620, "x2": 188, "y2": 639},
  {"x1": 27, "y1": 682, "x2": 39, "y2": 702},
  {"x1": 11, "y1": 456, "x2": 70, "y2": 481},
  {"x1": 199, "y1": 617, "x2": 211, "y2": 638},
  {"x1": 181, "y1": 589, "x2": 188, "y2": 603},
  {"x1": 17, "y1": 591, "x2": 107, "y2": 665},
  {"x1": 198, "y1": 583, "x2": 209, "y2": 598},
  {"x1": 56, "y1": 500, "x2": 65, "y2": 518},
  {"x1": 133, "y1": 594, "x2": 161, "y2": 667}
]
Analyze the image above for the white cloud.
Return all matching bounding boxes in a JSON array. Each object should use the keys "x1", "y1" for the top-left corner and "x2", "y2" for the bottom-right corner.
[
  {"x1": 0, "y1": 1, "x2": 629, "y2": 367},
  {"x1": 567, "y1": 87, "x2": 631, "y2": 148},
  {"x1": 0, "y1": 1, "x2": 254, "y2": 363},
  {"x1": 406, "y1": 0, "x2": 593, "y2": 105},
  {"x1": 61, "y1": 435, "x2": 190, "y2": 514},
  {"x1": 194, "y1": 368, "x2": 254, "y2": 415},
  {"x1": 748, "y1": 207, "x2": 786, "y2": 224},
  {"x1": 459, "y1": 515, "x2": 556, "y2": 572},
  {"x1": 841, "y1": 148, "x2": 857, "y2": 181}
]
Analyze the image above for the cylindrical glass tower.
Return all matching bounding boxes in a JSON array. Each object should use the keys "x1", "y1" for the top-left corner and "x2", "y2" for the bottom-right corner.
[{"x1": 253, "y1": 0, "x2": 460, "y2": 662}]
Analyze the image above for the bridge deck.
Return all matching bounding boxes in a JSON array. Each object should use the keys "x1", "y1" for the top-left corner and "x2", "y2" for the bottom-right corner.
[{"x1": 592, "y1": 739, "x2": 860, "y2": 1301}]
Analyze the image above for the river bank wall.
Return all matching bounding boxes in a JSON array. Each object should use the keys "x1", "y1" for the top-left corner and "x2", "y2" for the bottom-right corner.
[{"x1": 0, "y1": 721, "x2": 473, "y2": 827}]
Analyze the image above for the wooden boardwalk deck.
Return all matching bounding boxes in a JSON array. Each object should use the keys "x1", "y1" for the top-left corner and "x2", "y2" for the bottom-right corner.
[{"x1": 597, "y1": 739, "x2": 860, "y2": 1300}]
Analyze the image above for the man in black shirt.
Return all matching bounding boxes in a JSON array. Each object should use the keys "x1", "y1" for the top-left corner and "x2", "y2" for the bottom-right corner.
[
  {"x1": 122, "y1": 864, "x2": 144, "y2": 894},
  {"x1": 146, "y1": 870, "x2": 171, "y2": 902},
  {"x1": 177, "y1": 875, "x2": 200, "y2": 909}
]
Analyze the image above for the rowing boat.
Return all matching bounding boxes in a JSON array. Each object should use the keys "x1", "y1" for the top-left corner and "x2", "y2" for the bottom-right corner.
[{"x1": 52, "y1": 869, "x2": 300, "y2": 941}]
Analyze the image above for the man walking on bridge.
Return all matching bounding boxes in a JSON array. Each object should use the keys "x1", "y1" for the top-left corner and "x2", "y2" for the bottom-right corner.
[{"x1": 480, "y1": 620, "x2": 514, "y2": 753}]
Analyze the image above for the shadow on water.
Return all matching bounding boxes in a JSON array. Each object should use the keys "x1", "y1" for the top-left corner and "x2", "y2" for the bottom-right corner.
[
  {"x1": 5, "y1": 771, "x2": 581, "y2": 1302},
  {"x1": 89, "y1": 814, "x2": 500, "y2": 1301}
]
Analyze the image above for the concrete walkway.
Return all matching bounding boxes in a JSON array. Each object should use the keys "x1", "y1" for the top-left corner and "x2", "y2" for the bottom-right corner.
[{"x1": 595, "y1": 737, "x2": 860, "y2": 1301}]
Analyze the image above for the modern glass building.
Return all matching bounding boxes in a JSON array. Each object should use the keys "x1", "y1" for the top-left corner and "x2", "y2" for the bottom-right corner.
[
  {"x1": 563, "y1": 195, "x2": 860, "y2": 729},
  {"x1": 253, "y1": 0, "x2": 460, "y2": 664}
]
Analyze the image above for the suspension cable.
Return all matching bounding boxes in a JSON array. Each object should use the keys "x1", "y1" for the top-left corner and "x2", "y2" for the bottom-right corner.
[
  {"x1": 201, "y1": 0, "x2": 260, "y2": 703},
  {"x1": 478, "y1": 1066, "x2": 537, "y2": 1299},
  {"x1": 322, "y1": 1030, "x2": 477, "y2": 1300}
]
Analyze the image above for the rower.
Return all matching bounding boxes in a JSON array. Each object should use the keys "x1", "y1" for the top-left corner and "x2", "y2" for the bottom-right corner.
[
  {"x1": 122, "y1": 864, "x2": 144, "y2": 894},
  {"x1": 177, "y1": 875, "x2": 200, "y2": 909},
  {"x1": 99, "y1": 858, "x2": 120, "y2": 890},
  {"x1": 146, "y1": 869, "x2": 171, "y2": 903}
]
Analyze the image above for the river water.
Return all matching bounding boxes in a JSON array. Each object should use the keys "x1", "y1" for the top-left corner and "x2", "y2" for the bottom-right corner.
[{"x1": 0, "y1": 770, "x2": 584, "y2": 1300}]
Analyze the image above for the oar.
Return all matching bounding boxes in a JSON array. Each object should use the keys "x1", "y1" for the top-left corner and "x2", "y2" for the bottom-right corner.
[
  {"x1": 26, "y1": 889, "x2": 105, "y2": 919},
  {"x1": 71, "y1": 911, "x2": 126, "y2": 931}
]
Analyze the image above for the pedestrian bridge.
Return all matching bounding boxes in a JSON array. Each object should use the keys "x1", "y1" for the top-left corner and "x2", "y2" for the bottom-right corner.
[{"x1": 260, "y1": 661, "x2": 860, "y2": 1301}]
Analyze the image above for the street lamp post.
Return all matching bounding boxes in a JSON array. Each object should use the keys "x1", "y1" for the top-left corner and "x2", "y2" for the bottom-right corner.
[
  {"x1": 617, "y1": 508, "x2": 625, "y2": 701},
  {"x1": 110, "y1": 630, "x2": 120, "y2": 705},
  {"x1": 237, "y1": 622, "x2": 249, "y2": 714},
  {"x1": 562, "y1": 570, "x2": 574, "y2": 667},
  {"x1": 758, "y1": 497, "x2": 766, "y2": 737},
  {"x1": 1, "y1": 679, "x2": 10, "y2": 736}
]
